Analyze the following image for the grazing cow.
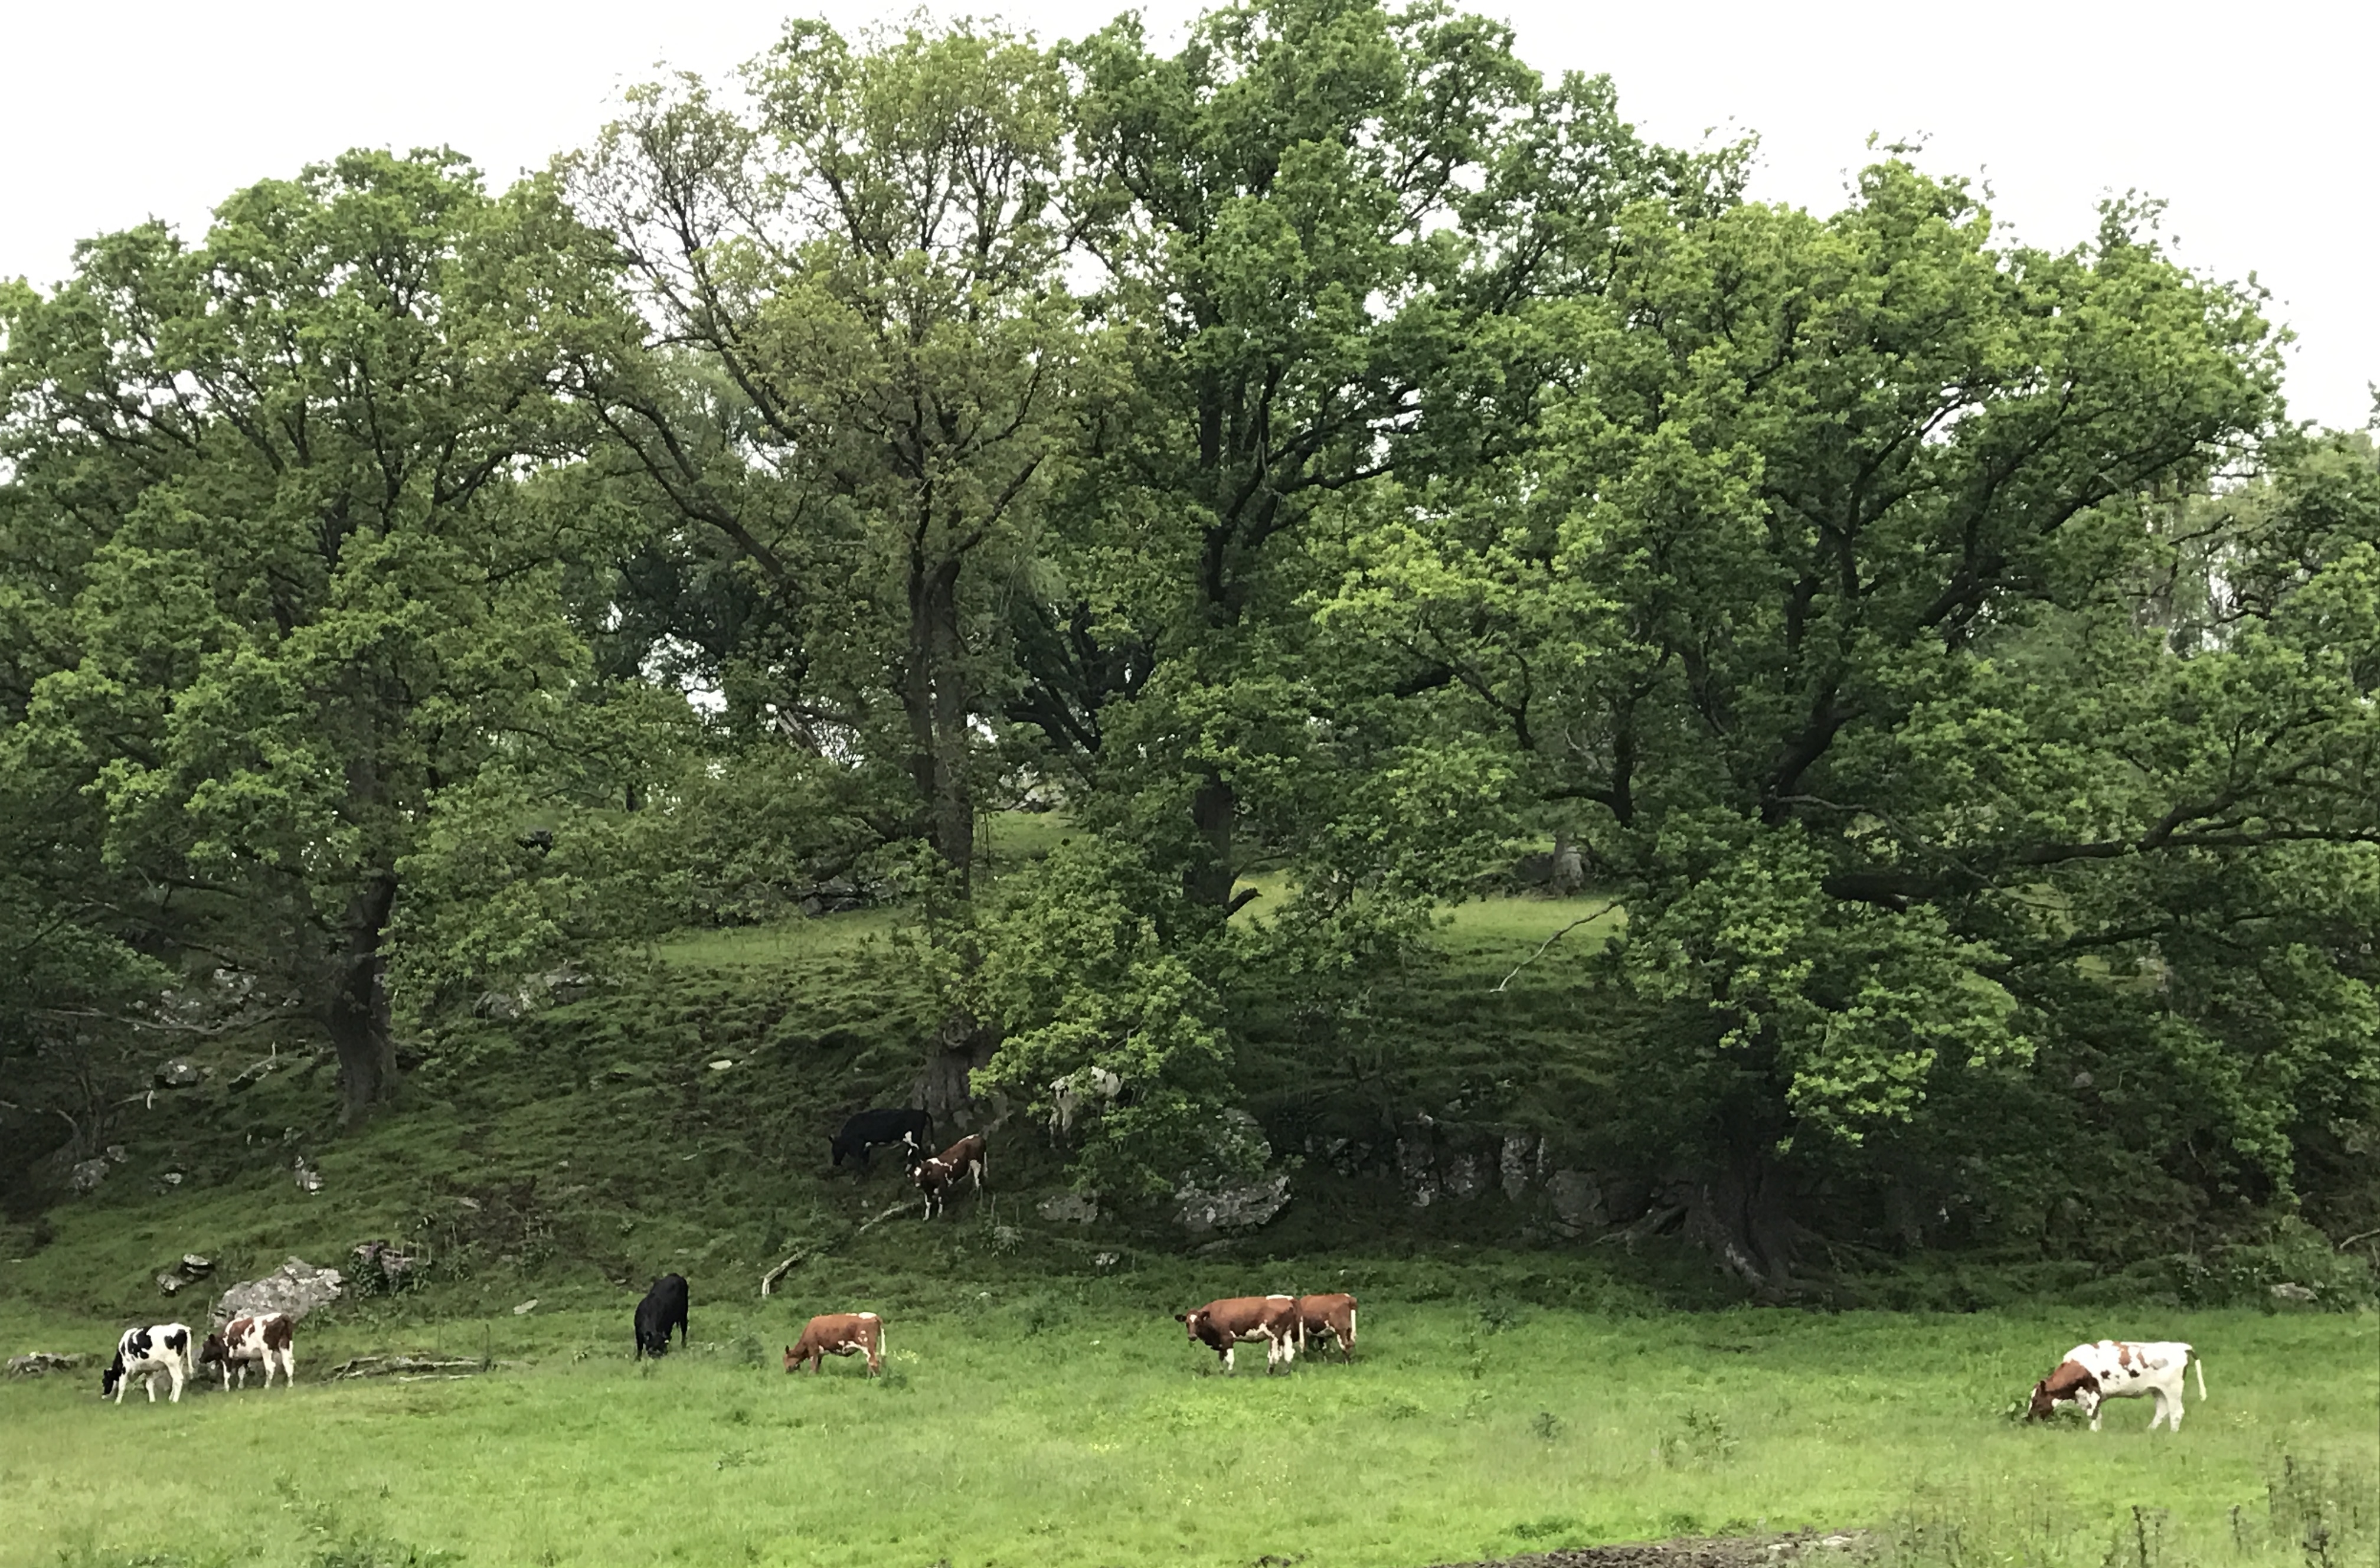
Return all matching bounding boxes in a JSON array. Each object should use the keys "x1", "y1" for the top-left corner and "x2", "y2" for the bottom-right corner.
[
  {"x1": 907, "y1": 1132, "x2": 988, "y2": 1220},
  {"x1": 1293, "y1": 1293, "x2": 1358, "y2": 1362},
  {"x1": 199, "y1": 1312, "x2": 296, "y2": 1390},
  {"x1": 2028, "y1": 1340, "x2": 2205, "y2": 1431},
  {"x1": 635, "y1": 1273, "x2": 691, "y2": 1360},
  {"x1": 1047, "y1": 1067, "x2": 1124, "y2": 1136},
  {"x1": 101, "y1": 1324, "x2": 194, "y2": 1404},
  {"x1": 785, "y1": 1312, "x2": 884, "y2": 1376},
  {"x1": 1175, "y1": 1296, "x2": 1300, "y2": 1374},
  {"x1": 829, "y1": 1108, "x2": 935, "y2": 1171}
]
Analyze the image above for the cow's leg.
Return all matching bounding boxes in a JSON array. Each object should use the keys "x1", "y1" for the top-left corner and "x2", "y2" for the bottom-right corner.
[
  {"x1": 166, "y1": 1364, "x2": 183, "y2": 1404},
  {"x1": 145, "y1": 1370, "x2": 158, "y2": 1403},
  {"x1": 1221, "y1": 1344, "x2": 1235, "y2": 1375}
]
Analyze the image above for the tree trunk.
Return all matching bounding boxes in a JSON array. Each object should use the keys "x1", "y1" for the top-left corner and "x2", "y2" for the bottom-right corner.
[
  {"x1": 1184, "y1": 772, "x2": 1237, "y2": 909},
  {"x1": 1683, "y1": 1119, "x2": 1802, "y2": 1293},
  {"x1": 911, "y1": 1011, "x2": 999, "y2": 1131},
  {"x1": 327, "y1": 873, "x2": 400, "y2": 1125},
  {"x1": 905, "y1": 554, "x2": 975, "y2": 889}
]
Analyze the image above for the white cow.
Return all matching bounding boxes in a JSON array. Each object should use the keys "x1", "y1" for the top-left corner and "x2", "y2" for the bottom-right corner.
[
  {"x1": 102, "y1": 1323, "x2": 195, "y2": 1404},
  {"x1": 1047, "y1": 1067, "x2": 1123, "y2": 1135},
  {"x1": 2028, "y1": 1340, "x2": 2204, "y2": 1430}
]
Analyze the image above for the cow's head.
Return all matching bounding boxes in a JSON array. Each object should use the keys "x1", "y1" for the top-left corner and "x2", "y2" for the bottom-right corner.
[
  {"x1": 1175, "y1": 1309, "x2": 1207, "y2": 1343},
  {"x1": 827, "y1": 1133, "x2": 852, "y2": 1167},
  {"x1": 2028, "y1": 1360, "x2": 2098, "y2": 1420},
  {"x1": 637, "y1": 1324, "x2": 670, "y2": 1359},
  {"x1": 98, "y1": 1355, "x2": 124, "y2": 1398},
  {"x1": 198, "y1": 1333, "x2": 228, "y2": 1368},
  {"x1": 783, "y1": 1345, "x2": 802, "y2": 1373}
]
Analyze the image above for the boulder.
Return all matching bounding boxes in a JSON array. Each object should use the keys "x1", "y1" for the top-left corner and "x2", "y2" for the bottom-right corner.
[
  {"x1": 2270, "y1": 1282, "x2": 2317, "y2": 1302},
  {"x1": 1441, "y1": 1151, "x2": 1486, "y2": 1202},
  {"x1": 155, "y1": 1273, "x2": 185, "y2": 1295},
  {"x1": 1037, "y1": 1191, "x2": 1100, "y2": 1225},
  {"x1": 1546, "y1": 1170, "x2": 1607, "y2": 1237},
  {"x1": 1397, "y1": 1132, "x2": 1438, "y2": 1208},
  {"x1": 67, "y1": 1158, "x2": 109, "y2": 1195},
  {"x1": 1175, "y1": 1172, "x2": 1291, "y2": 1235},
  {"x1": 5, "y1": 1352, "x2": 84, "y2": 1377},
  {"x1": 214, "y1": 1257, "x2": 344, "y2": 1326},
  {"x1": 155, "y1": 1059, "x2": 205, "y2": 1089},
  {"x1": 1499, "y1": 1133, "x2": 1538, "y2": 1201}
]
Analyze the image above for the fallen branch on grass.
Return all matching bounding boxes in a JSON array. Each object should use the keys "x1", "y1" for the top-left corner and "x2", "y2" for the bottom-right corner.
[
  {"x1": 329, "y1": 1354, "x2": 516, "y2": 1381},
  {"x1": 759, "y1": 1252, "x2": 806, "y2": 1298},
  {"x1": 854, "y1": 1199, "x2": 920, "y2": 1236},
  {"x1": 1492, "y1": 901, "x2": 1617, "y2": 992}
]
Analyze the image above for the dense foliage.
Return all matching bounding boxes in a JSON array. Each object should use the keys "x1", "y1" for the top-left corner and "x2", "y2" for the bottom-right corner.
[{"x1": 4, "y1": 0, "x2": 2373, "y2": 1286}]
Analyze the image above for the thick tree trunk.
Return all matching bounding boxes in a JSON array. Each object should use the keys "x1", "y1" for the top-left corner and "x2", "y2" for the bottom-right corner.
[
  {"x1": 1683, "y1": 1105, "x2": 1803, "y2": 1293},
  {"x1": 327, "y1": 873, "x2": 400, "y2": 1125},
  {"x1": 905, "y1": 555, "x2": 975, "y2": 889},
  {"x1": 1184, "y1": 772, "x2": 1237, "y2": 909},
  {"x1": 911, "y1": 1011, "x2": 999, "y2": 1131}
]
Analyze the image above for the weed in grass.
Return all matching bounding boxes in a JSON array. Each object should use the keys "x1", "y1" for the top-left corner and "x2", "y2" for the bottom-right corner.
[{"x1": 1529, "y1": 1409, "x2": 1566, "y2": 1442}]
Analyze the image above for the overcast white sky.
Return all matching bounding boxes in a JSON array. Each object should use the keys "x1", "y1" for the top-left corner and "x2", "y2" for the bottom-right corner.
[{"x1": 4, "y1": 1, "x2": 2369, "y2": 427}]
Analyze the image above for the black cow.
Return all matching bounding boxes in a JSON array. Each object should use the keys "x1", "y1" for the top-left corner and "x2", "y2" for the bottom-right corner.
[
  {"x1": 635, "y1": 1273, "x2": 689, "y2": 1360},
  {"x1": 829, "y1": 1108, "x2": 934, "y2": 1171}
]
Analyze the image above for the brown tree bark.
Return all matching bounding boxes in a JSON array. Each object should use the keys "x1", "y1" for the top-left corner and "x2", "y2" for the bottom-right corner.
[{"x1": 326, "y1": 873, "x2": 400, "y2": 1125}]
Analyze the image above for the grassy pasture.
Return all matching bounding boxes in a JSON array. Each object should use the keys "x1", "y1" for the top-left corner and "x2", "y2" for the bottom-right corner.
[{"x1": 2, "y1": 1285, "x2": 2370, "y2": 1568}]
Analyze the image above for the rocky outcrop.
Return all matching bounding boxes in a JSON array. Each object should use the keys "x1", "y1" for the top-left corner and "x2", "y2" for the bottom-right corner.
[
  {"x1": 1175, "y1": 1173, "x2": 1292, "y2": 1234},
  {"x1": 1037, "y1": 1191, "x2": 1100, "y2": 1224},
  {"x1": 6, "y1": 1352, "x2": 85, "y2": 1377},
  {"x1": 214, "y1": 1257, "x2": 344, "y2": 1326}
]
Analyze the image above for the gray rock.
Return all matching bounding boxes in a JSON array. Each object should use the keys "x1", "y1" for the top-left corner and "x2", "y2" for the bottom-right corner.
[
  {"x1": 1037, "y1": 1191, "x2": 1100, "y2": 1224},
  {"x1": 156, "y1": 1273, "x2": 185, "y2": 1295},
  {"x1": 155, "y1": 1059, "x2": 205, "y2": 1088},
  {"x1": 67, "y1": 1158, "x2": 109, "y2": 1195},
  {"x1": 1175, "y1": 1173, "x2": 1292, "y2": 1235},
  {"x1": 472, "y1": 989, "x2": 527, "y2": 1022},
  {"x1": 1499, "y1": 1134, "x2": 1538, "y2": 1201},
  {"x1": 214, "y1": 1257, "x2": 345, "y2": 1326},
  {"x1": 294, "y1": 1158, "x2": 323, "y2": 1194},
  {"x1": 1442, "y1": 1151, "x2": 1486, "y2": 1201},
  {"x1": 103, "y1": 1144, "x2": 128, "y2": 1164},
  {"x1": 2270, "y1": 1281, "x2": 2317, "y2": 1302},
  {"x1": 5, "y1": 1352, "x2": 85, "y2": 1377},
  {"x1": 1546, "y1": 1170, "x2": 1607, "y2": 1237},
  {"x1": 1397, "y1": 1135, "x2": 1437, "y2": 1208},
  {"x1": 179, "y1": 1255, "x2": 213, "y2": 1277}
]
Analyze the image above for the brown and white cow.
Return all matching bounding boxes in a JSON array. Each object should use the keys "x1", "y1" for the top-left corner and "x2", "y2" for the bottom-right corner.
[
  {"x1": 1293, "y1": 1293, "x2": 1358, "y2": 1362},
  {"x1": 1175, "y1": 1295, "x2": 1300, "y2": 1374},
  {"x1": 908, "y1": 1133, "x2": 988, "y2": 1220},
  {"x1": 2028, "y1": 1340, "x2": 2204, "y2": 1431},
  {"x1": 784, "y1": 1312, "x2": 885, "y2": 1376},
  {"x1": 200, "y1": 1312, "x2": 297, "y2": 1390}
]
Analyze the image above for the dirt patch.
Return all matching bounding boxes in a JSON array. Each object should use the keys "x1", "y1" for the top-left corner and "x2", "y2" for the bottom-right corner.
[{"x1": 1428, "y1": 1530, "x2": 1866, "y2": 1568}]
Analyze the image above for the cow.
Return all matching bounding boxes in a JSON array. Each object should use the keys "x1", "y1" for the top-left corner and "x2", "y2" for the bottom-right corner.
[
  {"x1": 1047, "y1": 1067, "x2": 1123, "y2": 1136},
  {"x1": 1293, "y1": 1292, "x2": 1358, "y2": 1362},
  {"x1": 100, "y1": 1324, "x2": 194, "y2": 1404},
  {"x1": 2028, "y1": 1340, "x2": 2205, "y2": 1431},
  {"x1": 830, "y1": 1108, "x2": 935, "y2": 1172},
  {"x1": 784, "y1": 1312, "x2": 884, "y2": 1376},
  {"x1": 635, "y1": 1273, "x2": 690, "y2": 1360},
  {"x1": 907, "y1": 1132, "x2": 988, "y2": 1220},
  {"x1": 1175, "y1": 1296, "x2": 1301, "y2": 1374},
  {"x1": 198, "y1": 1312, "x2": 296, "y2": 1390}
]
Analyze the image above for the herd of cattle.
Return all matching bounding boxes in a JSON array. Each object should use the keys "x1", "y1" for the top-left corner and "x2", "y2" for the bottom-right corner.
[{"x1": 85, "y1": 1109, "x2": 2211, "y2": 1438}]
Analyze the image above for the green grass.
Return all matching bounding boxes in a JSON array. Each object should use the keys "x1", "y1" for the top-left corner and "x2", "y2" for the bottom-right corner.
[{"x1": 2, "y1": 1278, "x2": 2371, "y2": 1568}]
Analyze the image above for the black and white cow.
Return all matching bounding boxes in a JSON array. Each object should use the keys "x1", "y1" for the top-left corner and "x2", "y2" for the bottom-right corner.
[
  {"x1": 829, "y1": 1108, "x2": 934, "y2": 1171},
  {"x1": 102, "y1": 1323, "x2": 194, "y2": 1404}
]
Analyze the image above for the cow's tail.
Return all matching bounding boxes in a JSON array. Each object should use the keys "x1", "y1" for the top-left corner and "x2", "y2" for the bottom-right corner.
[{"x1": 2194, "y1": 1353, "x2": 2206, "y2": 1402}]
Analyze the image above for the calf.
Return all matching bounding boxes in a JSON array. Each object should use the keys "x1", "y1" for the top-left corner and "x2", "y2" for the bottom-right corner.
[
  {"x1": 1175, "y1": 1296, "x2": 1300, "y2": 1374},
  {"x1": 199, "y1": 1312, "x2": 296, "y2": 1390},
  {"x1": 908, "y1": 1132, "x2": 988, "y2": 1220},
  {"x1": 830, "y1": 1108, "x2": 934, "y2": 1171},
  {"x1": 101, "y1": 1324, "x2": 194, "y2": 1404},
  {"x1": 785, "y1": 1312, "x2": 884, "y2": 1376},
  {"x1": 1293, "y1": 1292, "x2": 1358, "y2": 1362},
  {"x1": 635, "y1": 1273, "x2": 691, "y2": 1360},
  {"x1": 2028, "y1": 1340, "x2": 2205, "y2": 1431}
]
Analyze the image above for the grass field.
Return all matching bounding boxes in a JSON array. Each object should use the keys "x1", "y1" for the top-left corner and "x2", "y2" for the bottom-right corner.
[{"x1": 2, "y1": 1272, "x2": 2372, "y2": 1568}]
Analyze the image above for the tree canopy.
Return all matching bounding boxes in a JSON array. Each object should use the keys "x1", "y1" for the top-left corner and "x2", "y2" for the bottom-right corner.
[{"x1": 2, "y1": 0, "x2": 2371, "y2": 1282}]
